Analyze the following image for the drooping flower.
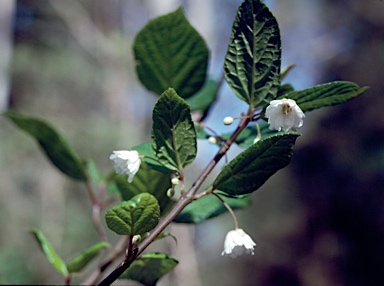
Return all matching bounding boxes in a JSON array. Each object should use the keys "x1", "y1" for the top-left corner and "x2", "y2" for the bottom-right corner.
[
  {"x1": 110, "y1": 150, "x2": 141, "y2": 183},
  {"x1": 265, "y1": 98, "x2": 305, "y2": 132},
  {"x1": 222, "y1": 228, "x2": 256, "y2": 258}
]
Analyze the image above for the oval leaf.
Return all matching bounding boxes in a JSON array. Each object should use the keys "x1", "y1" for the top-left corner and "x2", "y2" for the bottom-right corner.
[
  {"x1": 224, "y1": 0, "x2": 281, "y2": 107},
  {"x1": 185, "y1": 79, "x2": 219, "y2": 111},
  {"x1": 132, "y1": 142, "x2": 172, "y2": 174},
  {"x1": 133, "y1": 7, "x2": 208, "y2": 99},
  {"x1": 114, "y1": 162, "x2": 175, "y2": 215},
  {"x1": 213, "y1": 133, "x2": 300, "y2": 196},
  {"x1": 152, "y1": 88, "x2": 197, "y2": 172},
  {"x1": 173, "y1": 192, "x2": 252, "y2": 224},
  {"x1": 105, "y1": 193, "x2": 160, "y2": 236},
  {"x1": 120, "y1": 252, "x2": 178, "y2": 286},
  {"x1": 282, "y1": 81, "x2": 368, "y2": 112},
  {"x1": 30, "y1": 228, "x2": 68, "y2": 276},
  {"x1": 67, "y1": 242, "x2": 109, "y2": 273},
  {"x1": 4, "y1": 112, "x2": 86, "y2": 180}
]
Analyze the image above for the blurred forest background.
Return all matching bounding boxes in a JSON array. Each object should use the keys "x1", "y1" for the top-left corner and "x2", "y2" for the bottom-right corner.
[{"x1": 1, "y1": 0, "x2": 384, "y2": 285}]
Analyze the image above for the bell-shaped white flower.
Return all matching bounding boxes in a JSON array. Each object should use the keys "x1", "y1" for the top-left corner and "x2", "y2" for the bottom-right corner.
[
  {"x1": 110, "y1": 150, "x2": 141, "y2": 183},
  {"x1": 222, "y1": 228, "x2": 256, "y2": 258},
  {"x1": 265, "y1": 98, "x2": 305, "y2": 132}
]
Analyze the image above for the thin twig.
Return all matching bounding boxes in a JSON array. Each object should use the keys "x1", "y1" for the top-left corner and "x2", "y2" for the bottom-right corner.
[
  {"x1": 98, "y1": 107, "x2": 254, "y2": 286},
  {"x1": 211, "y1": 192, "x2": 239, "y2": 229}
]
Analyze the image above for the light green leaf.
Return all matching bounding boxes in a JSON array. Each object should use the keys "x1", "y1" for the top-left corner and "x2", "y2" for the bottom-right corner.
[
  {"x1": 283, "y1": 81, "x2": 368, "y2": 112},
  {"x1": 224, "y1": 0, "x2": 281, "y2": 107},
  {"x1": 30, "y1": 228, "x2": 68, "y2": 276},
  {"x1": 137, "y1": 231, "x2": 178, "y2": 245},
  {"x1": 120, "y1": 252, "x2": 178, "y2": 286},
  {"x1": 173, "y1": 192, "x2": 252, "y2": 224},
  {"x1": 152, "y1": 88, "x2": 197, "y2": 172},
  {"x1": 114, "y1": 162, "x2": 175, "y2": 215},
  {"x1": 133, "y1": 7, "x2": 208, "y2": 99},
  {"x1": 213, "y1": 133, "x2": 300, "y2": 196},
  {"x1": 66, "y1": 242, "x2": 109, "y2": 273},
  {"x1": 85, "y1": 159, "x2": 103, "y2": 185},
  {"x1": 105, "y1": 193, "x2": 160, "y2": 236},
  {"x1": 3, "y1": 112, "x2": 86, "y2": 180},
  {"x1": 185, "y1": 79, "x2": 218, "y2": 111}
]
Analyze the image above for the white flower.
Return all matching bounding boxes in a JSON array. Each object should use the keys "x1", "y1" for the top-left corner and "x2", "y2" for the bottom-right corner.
[
  {"x1": 265, "y1": 98, "x2": 305, "y2": 132},
  {"x1": 223, "y1": 116, "x2": 234, "y2": 125},
  {"x1": 221, "y1": 228, "x2": 256, "y2": 258},
  {"x1": 110, "y1": 150, "x2": 141, "y2": 183}
]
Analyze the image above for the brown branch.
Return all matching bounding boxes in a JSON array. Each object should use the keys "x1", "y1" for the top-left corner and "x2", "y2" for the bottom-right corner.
[{"x1": 97, "y1": 107, "x2": 254, "y2": 286}]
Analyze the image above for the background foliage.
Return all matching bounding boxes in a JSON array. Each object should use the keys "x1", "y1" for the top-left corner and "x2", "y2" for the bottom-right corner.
[{"x1": 1, "y1": 0, "x2": 383, "y2": 285}]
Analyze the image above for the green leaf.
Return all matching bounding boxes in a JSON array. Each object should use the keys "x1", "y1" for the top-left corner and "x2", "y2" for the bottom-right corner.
[
  {"x1": 222, "y1": 121, "x2": 285, "y2": 149},
  {"x1": 137, "y1": 231, "x2": 178, "y2": 245},
  {"x1": 155, "y1": 232, "x2": 178, "y2": 245},
  {"x1": 224, "y1": 0, "x2": 281, "y2": 107},
  {"x1": 133, "y1": 7, "x2": 208, "y2": 99},
  {"x1": 277, "y1": 83, "x2": 294, "y2": 98},
  {"x1": 114, "y1": 162, "x2": 175, "y2": 215},
  {"x1": 120, "y1": 252, "x2": 178, "y2": 286},
  {"x1": 132, "y1": 142, "x2": 172, "y2": 174},
  {"x1": 213, "y1": 133, "x2": 300, "y2": 196},
  {"x1": 105, "y1": 193, "x2": 160, "y2": 236},
  {"x1": 66, "y1": 242, "x2": 109, "y2": 273},
  {"x1": 283, "y1": 81, "x2": 368, "y2": 113},
  {"x1": 173, "y1": 192, "x2": 252, "y2": 224},
  {"x1": 85, "y1": 159, "x2": 103, "y2": 185},
  {"x1": 3, "y1": 112, "x2": 86, "y2": 180},
  {"x1": 185, "y1": 79, "x2": 218, "y2": 111},
  {"x1": 152, "y1": 88, "x2": 197, "y2": 172},
  {"x1": 30, "y1": 228, "x2": 68, "y2": 276}
]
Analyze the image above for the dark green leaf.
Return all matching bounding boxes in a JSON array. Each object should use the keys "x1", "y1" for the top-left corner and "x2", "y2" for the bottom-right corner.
[
  {"x1": 132, "y1": 142, "x2": 172, "y2": 174},
  {"x1": 30, "y1": 228, "x2": 68, "y2": 276},
  {"x1": 67, "y1": 242, "x2": 109, "y2": 273},
  {"x1": 120, "y1": 252, "x2": 178, "y2": 286},
  {"x1": 185, "y1": 79, "x2": 218, "y2": 111},
  {"x1": 3, "y1": 112, "x2": 86, "y2": 180},
  {"x1": 213, "y1": 133, "x2": 300, "y2": 196},
  {"x1": 222, "y1": 121, "x2": 284, "y2": 149},
  {"x1": 277, "y1": 83, "x2": 294, "y2": 98},
  {"x1": 282, "y1": 81, "x2": 368, "y2": 112},
  {"x1": 105, "y1": 193, "x2": 160, "y2": 236},
  {"x1": 114, "y1": 162, "x2": 175, "y2": 215},
  {"x1": 133, "y1": 7, "x2": 208, "y2": 99},
  {"x1": 224, "y1": 0, "x2": 281, "y2": 107},
  {"x1": 152, "y1": 88, "x2": 197, "y2": 172},
  {"x1": 173, "y1": 192, "x2": 252, "y2": 224}
]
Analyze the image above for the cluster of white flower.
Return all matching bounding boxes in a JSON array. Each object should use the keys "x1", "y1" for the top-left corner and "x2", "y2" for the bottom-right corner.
[{"x1": 109, "y1": 98, "x2": 304, "y2": 259}]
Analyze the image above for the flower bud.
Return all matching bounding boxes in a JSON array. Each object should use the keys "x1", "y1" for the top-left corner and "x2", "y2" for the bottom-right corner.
[
  {"x1": 208, "y1": 136, "x2": 217, "y2": 145},
  {"x1": 167, "y1": 188, "x2": 175, "y2": 198},
  {"x1": 171, "y1": 177, "x2": 180, "y2": 185},
  {"x1": 223, "y1": 116, "x2": 234, "y2": 125}
]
